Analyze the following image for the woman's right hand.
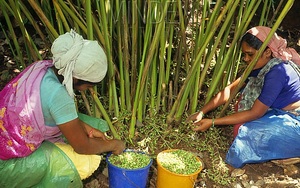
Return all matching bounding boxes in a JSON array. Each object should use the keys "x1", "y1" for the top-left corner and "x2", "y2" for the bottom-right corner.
[
  {"x1": 186, "y1": 111, "x2": 204, "y2": 123},
  {"x1": 192, "y1": 118, "x2": 213, "y2": 132}
]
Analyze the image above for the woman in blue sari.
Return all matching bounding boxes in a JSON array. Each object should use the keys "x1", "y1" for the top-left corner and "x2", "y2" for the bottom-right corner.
[{"x1": 187, "y1": 26, "x2": 300, "y2": 172}]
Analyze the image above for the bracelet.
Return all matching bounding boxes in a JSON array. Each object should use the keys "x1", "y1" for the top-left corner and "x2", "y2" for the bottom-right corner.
[
  {"x1": 199, "y1": 111, "x2": 204, "y2": 117},
  {"x1": 212, "y1": 117, "x2": 215, "y2": 127},
  {"x1": 89, "y1": 129, "x2": 94, "y2": 137}
]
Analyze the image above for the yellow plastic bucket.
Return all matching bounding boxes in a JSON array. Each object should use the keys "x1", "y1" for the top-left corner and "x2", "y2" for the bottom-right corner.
[{"x1": 156, "y1": 149, "x2": 203, "y2": 188}]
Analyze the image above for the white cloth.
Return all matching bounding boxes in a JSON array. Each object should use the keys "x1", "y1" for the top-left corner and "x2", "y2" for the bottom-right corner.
[{"x1": 51, "y1": 29, "x2": 107, "y2": 97}]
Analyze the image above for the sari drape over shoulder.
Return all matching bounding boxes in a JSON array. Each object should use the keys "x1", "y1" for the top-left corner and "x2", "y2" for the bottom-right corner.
[{"x1": 0, "y1": 60, "x2": 61, "y2": 160}]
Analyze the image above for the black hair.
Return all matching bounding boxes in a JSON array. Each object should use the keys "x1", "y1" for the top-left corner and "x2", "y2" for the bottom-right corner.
[
  {"x1": 241, "y1": 32, "x2": 263, "y2": 50},
  {"x1": 74, "y1": 79, "x2": 98, "y2": 87}
]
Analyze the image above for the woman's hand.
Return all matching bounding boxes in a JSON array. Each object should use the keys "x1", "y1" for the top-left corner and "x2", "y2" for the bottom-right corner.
[
  {"x1": 192, "y1": 118, "x2": 213, "y2": 132},
  {"x1": 89, "y1": 129, "x2": 107, "y2": 140},
  {"x1": 186, "y1": 111, "x2": 204, "y2": 123},
  {"x1": 59, "y1": 118, "x2": 126, "y2": 155},
  {"x1": 111, "y1": 139, "x2": 126, "y2": 155},
  {"x1": 89, "y1": 129, "x2": 126, "y2": 155}
]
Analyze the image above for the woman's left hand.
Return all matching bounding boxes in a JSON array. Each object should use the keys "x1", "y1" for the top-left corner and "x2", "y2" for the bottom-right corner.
[
  {"x1": 192, "y1": 118, "x2": 213, "y2": 132},
  {"x1": 89, "y1": 129, "x2": 107, "y2": 140}
]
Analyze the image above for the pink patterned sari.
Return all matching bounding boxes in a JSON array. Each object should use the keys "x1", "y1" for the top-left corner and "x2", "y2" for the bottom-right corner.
[{"x1": 0, "y1": 60, "x2": 60, "y2": 160}]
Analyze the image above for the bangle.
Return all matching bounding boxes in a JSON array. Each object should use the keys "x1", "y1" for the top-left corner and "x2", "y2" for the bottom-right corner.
[
  {"x1": 200, "y1": 111, "x2": 204, "y2": 117},
  {"x1": 212, "y1": 117, "x2": 215, "y2": 127},
  {"x1": 89, "y1": 129, "x2": 94, "y2": 137}
]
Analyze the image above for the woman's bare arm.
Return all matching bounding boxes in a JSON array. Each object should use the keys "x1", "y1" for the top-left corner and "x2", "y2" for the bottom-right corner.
[
  {"x1": 187, "y1": 77, "x2": 242, "y2": 123},
  {"x1": 193, "y1": 99, "x2": 269, "y2": 132},
  {"x1": 58, "y1": 118, "x2": 125, "y2": 155}
]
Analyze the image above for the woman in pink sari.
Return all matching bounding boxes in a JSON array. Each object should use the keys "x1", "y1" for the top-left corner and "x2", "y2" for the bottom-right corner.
[{"x1": 0, "y1": 30, "x2": 125, "y2": 187}]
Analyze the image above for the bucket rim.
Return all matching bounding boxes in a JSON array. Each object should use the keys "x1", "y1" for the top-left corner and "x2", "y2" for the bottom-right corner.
[
  {"x1": 107, "y1": 149, "x2": 153, "y2": 171},
  {"x1": 156, "y1": 149, "x2": 204, "y2": 176}
]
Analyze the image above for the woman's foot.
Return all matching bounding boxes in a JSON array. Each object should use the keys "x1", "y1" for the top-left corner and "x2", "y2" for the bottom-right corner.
[{"x1": 271, "y1": 157, "x2": 300, "y2": 176}]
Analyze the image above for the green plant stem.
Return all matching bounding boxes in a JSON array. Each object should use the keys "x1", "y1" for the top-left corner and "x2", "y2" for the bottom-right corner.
[
  {"x1": 0, "y1": 1, "x2": 25, "y2": 68},
  {"x1": 89, "y1": 88, "x2": 120, "y2": 139},
  {"x1": 129, "y1": 0, "x2": 171, "y2": 139},
  {"x1": 28, "y1": 0, "x2": 59, "y2": 38}
]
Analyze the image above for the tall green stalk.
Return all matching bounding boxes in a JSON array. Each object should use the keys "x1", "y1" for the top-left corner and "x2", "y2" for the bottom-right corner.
[
  {"x1": 130, "y1": 0, "x2": 138, "y2": 109},
  {"x1": 163, "y1": 2, "x2": 177, "y2": 112},
  {"x1": 168, "y1": 0, "x2": 235, "y2": 123},
  {"x1": 190, "y1": 0, "x2": 210, "y2": 113},
  {"x1": 120, "y1": 0, "x2": 132, "y2": 111},
  {"x1": 129, "y1": 0, "x2": 171, "y2": 138},
  {"x1": 155, "y1": 21, "x2": 166, "y2": 113},
  {"x1": 99, "y1": 0, "x2": 120, "y2": 117},
  {"x1": 28, "y1": 0, "x2": 59, "y2": 38},
  {"x1": 115, "y1": 0, "x2": 126, "y2": 111},
  {"x1": 0, "y1": 1, "x2": 26, "y2": 68},
  {"x1": 53, "y1": 0, "x2": 70, "y2": 32}
]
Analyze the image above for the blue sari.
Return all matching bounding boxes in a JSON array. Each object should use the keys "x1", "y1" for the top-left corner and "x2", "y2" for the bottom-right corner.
[{"x1": 226, "y1": 108, "x2": 300, "y2": 168}]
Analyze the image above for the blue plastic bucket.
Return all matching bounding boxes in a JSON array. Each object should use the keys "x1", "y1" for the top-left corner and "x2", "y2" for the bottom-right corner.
[{"x1": 106, "y1": 151, "x2": 153, "y2": 188}]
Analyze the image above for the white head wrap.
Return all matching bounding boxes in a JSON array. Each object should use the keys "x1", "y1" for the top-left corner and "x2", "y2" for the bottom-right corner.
[{"x1": 51, "y1": 29, "x2": 107, "y2": 97}]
